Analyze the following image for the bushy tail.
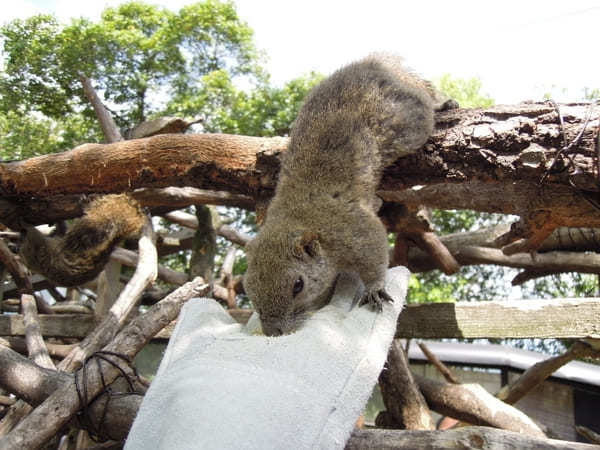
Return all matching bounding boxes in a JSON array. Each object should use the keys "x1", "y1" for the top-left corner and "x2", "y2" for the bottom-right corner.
[{"x1": 20, "y1": 194, "x2": 145, "y2": 286}]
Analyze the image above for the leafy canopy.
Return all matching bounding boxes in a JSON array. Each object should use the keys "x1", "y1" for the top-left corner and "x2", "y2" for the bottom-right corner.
[{"x1": 0, "y1": 0, "x2": 263, "y2": 158}]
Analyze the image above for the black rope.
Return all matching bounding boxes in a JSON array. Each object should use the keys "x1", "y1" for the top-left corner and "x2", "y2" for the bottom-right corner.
[
  {"x1": 74, "y1": 351, "x2": 144, "y2": 443},
  {"x1": 540, "y1": 100, "x2": 596, "y2": 185}
]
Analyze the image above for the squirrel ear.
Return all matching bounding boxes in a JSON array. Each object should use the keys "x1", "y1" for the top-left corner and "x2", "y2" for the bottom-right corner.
[{"x1": 292, "y1": 231, "x2": 321, "y2": 259}]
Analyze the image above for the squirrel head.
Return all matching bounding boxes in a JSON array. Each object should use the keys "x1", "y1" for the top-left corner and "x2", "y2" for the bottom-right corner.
[{"x1": 244, "y1": 228, "x2": 338, "y2": 336}]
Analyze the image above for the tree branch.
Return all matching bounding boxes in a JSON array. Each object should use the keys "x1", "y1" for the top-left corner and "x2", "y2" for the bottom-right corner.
[
  {"x1": 497, "y1": 340, "x2": 600, "y2": 404},
  {"x1": 413, "y1": 374, "x2": 545, "y2": 437},
  {"x1": 346, "y1": 428, "x2": 600, "y2": 450},
  {"x1": 79, "y1": 75, "x2": 123, "y2": 143},
  {"x1": 378, "y1": 340, "x2": 434, "y2": 430},
  {"x1": 0, "y1": 278, "x2": 209, "y2": 448}
]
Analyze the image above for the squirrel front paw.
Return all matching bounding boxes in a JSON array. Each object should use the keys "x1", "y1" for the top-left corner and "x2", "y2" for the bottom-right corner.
[{"x1": 359, "y1": 288, "x2": 394, "y2": 312}]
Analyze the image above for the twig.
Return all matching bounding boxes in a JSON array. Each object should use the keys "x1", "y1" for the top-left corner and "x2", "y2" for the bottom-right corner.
[
  {"x1": 497, "y1": 340, "x2": 599, "y2": 404},
  {"x1": 0, "y1": 239, "x2": 31, "y2": 294},
  {"x1": 417, "y1": 341, "x2": 460, "y2": 384},
  {"x1": 79, "y1": 75, "x2": 122, "y2": 144},
  {"x1": 0, "y1": 239, "x2": 54, "y2": 314},
  {"x1": 541, "y1": 100, "x2": 594, "y2": 185},
  {"x1": 576, "y1": 425, "x2": 600, "y2": 445}
]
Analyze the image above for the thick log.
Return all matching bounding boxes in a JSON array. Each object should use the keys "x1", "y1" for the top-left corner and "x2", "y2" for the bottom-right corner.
[
  {"x1": 3, "y1": 297, "x2": 598, "y2": 340},
  {"x1": 0, "y1": 103, "x2": 598, "y2": 223},
  {"x1": 0, "y1": 314, "x2": 94, "y2": 338},
  {"x1": 0, "y1": 134, "x2": 287, "y2": 198},
  {"x1": 346, "y1": 428, "x2": 600, "y2": 450},
  {"x1": 395, "y1": 297, "x2": 600, "y2": 339},
  {"x1": 413, "y1": 374, "x2": 545, "y2": 437}
]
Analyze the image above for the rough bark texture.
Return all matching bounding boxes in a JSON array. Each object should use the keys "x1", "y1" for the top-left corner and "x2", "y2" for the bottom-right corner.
[
  {"x1": 378, "y1": 340, "x2": 435, "y2": 430},
  {"x1": 0, "y1": 278, "x2": 209, "y2": 449},
  {"x1": 0, "y1": 103, "x2": 597, "y2": 223},
  {"x1": 2, "y1": 297, "x2": 598, "y2": 340},
  {"x1": 413, "y1": 374, "x2": 545, "y2": 437},
  {"x1": 346, "y1": 428, "x2": 600, "y2": 450}
]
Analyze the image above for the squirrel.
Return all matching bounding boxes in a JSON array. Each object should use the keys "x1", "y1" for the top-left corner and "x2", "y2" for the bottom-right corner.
[
  {"x1": 19, "y1": 194, "x2": 146, "y2": 287},
  {"x1": 243, "y1": 54, "x2": 442, "y2": 336}
]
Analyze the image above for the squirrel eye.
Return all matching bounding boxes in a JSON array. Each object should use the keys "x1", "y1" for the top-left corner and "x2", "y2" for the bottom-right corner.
[{"x1": 292, "y1": 277, "x2": 304, "y2": 297}]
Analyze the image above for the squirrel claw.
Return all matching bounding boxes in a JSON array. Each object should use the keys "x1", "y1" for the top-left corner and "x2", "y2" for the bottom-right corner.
[{"x1": 359, "y1": 288, "x2": 393, "y2": 312}]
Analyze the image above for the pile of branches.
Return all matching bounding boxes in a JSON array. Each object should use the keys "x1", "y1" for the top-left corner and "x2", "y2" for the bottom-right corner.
[{"x1": 0, "y1": 77, "x2": 599, "y2": 448}]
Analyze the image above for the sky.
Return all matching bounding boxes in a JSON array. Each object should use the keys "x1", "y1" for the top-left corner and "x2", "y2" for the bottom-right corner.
[{"x1": 3, "y1": 0, "x2": 600, "y2": 104}]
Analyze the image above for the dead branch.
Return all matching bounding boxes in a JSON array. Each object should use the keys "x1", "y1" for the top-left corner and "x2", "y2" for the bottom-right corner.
[
  {"x1": 458, "y1": 246, "x2": 600, "y2": 275},
  {"x1": 58, "y1": 219, "x2": 157, "y2": 372},
  {"x1": 383, "y1": 181, "x2": 600, "y2": 248},
  {"x1": 0, "y1": 397, "x2": 14, "y2": 407},
  {"x1": 124, "y1": 117, "x2": 202, "y2": 140},
  {"x1": 79, "y1": 75, "x2": 122, "y2": 144},
  {"x1": 0, "y1": 278, "x2": 209, "y2": 448},
  {"x1": 219, "y1": 247, "x2": 237, "y2": 309},
  {"x1": 1, "y1": 103, "x2": 598, "y2": 226},
  {"x1": 0, "y1": 133, "x2": 288, "y2": 199},
  {"x1": 163, "y1": 210, "x2": 251, "y2": 247},
  {"x1": 0, "y1": 239, "x2": 54, "y2": 315},
  {"x1": 417, "y1": 341, "x2": 460, "y2": 384},
  {"x1": 133, "y1": 187, "x2": 255, "y2": 210},
  {"x1": 0, "y1": 239, "x2": 31, "y2": 294},
  {"x1": 378, "y1": 340, "x2": 434, "y2": 430},
  {"x1": 110, "y1": 247, "x2": 187, "y2": 285},
  {"x1": 346, "y1": 427, "x2": 600, "y2": 450},
  {"x1": 0, "y1": 303, "x2": 52, "y2": 439},
  {"x1": 407, "y1": 224, "x2": 600, "y2": 273},
  {"x1": 497, "y1": 340, "x2": 600, "y2": 405},
  {"x1": 21, "y1": 294, "x2": 54, "y2": 370},
  {"x1": 413, "y1": 374, "x2": 545, "y2": 437},
  {"x1": 0, "y1": 337, "x2": 76, "y2": 359},
  {"x1": 577, "y1": 426, "x2": 600, "y2": 445}
]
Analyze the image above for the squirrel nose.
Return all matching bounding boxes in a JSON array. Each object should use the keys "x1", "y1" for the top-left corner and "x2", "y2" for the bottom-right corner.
[{"x1": 262, "y1": 322, "x2": 283, "y2": 337}]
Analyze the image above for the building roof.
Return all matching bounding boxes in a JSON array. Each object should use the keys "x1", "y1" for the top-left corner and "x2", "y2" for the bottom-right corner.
[{"x1": 407, "y1": 341, "x2": 600, "y2": 387}]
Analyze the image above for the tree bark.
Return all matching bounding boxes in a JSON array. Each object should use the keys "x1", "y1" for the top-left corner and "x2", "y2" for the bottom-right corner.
[
  {"x1": 2, "y1": 297, "x2": 599, "y2": 340},
  {"x1": 346, "y1": 428, "x2": 600, "y2": 450},
  {"x1": 413, "y1": 374, "x2": 545, "y2": 438},
  {"x1": 0, "y1": 278, "x2": 209, "y2": 449},
  {"x1": 378, "y1": 340, "x2": 435, "y2": 430},
  {"x1": 0, "y1": 103, "x2": 597, "y2": 222}
]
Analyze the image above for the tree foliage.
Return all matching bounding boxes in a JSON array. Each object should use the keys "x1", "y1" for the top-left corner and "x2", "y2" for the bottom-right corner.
[
  {"x1": 435, "y1": 74, "x2": 494, "y2": 109},
  {"x1": 0, "y1": 0, "x2": 263, "y2": 155}
]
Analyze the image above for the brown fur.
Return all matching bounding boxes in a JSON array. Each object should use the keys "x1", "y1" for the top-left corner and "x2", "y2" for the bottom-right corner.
[
  {"x1": 244, "y1": 55, "x2": 436, "y2": 336},
  {"x1": 19, "y1": 194, "x2": 145, "y2": 287}
]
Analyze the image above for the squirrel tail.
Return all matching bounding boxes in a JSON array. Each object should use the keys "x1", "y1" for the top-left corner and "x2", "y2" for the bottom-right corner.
[{"x1": 19, "y1": 194, "x2": 145, "y2": 287}]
